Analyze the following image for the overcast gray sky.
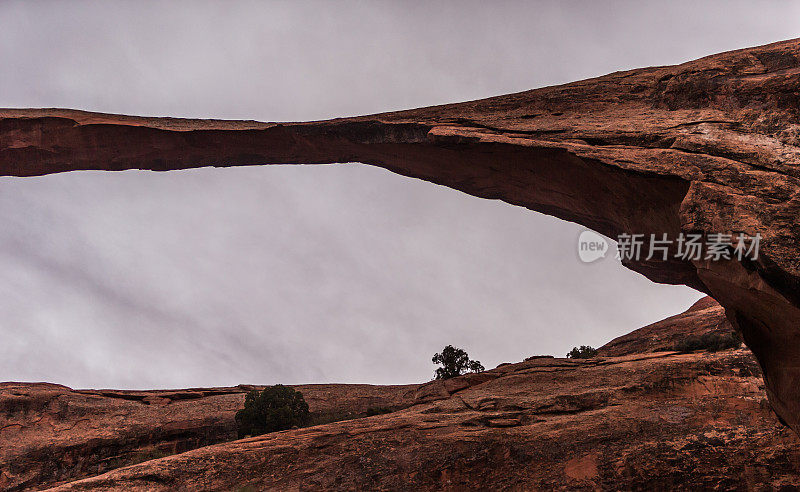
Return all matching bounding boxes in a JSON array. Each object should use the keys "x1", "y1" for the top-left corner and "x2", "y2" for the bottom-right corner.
[{"x1": 1, "y1": 1, "x2": 798, "y2": 389}]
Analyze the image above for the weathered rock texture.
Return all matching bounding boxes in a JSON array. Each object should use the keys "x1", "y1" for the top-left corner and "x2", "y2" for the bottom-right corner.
[
  {"x1": 48, "y1": 351, "x2": 800, "y2": 490},
  {"x1": 599, "y1": 296, "x2": 732, "y2": 357},
  {"x1": 0, "y1": 383, "x2": 416, "y2": 490},
  {"x1": 5, "y1": 302, "x2": 800, "y2": 490},
  {"x1": 2, "y1": 39, "x2": 800, "y2": 430}
]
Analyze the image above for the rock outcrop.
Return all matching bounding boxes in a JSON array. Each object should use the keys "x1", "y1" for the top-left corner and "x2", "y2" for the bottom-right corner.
[
  {"x1": 599, "y1": 296, "x2": 733, "y2": 356},
  {"x1": 47, "y1": 351, "x2": 800, "y2": 491},
  {"x1": 3, "y1": 39, "x2": 800, "y2": 431},
  {"x1": 4, "y1": 302, "x2": 800, "y2": 490},
  {"x1": 0, "y1": 383, "x2": 416, "y2": 490}
]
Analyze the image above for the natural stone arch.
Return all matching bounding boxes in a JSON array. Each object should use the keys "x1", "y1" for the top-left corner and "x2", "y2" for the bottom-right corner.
[{"x1": 3, "y1": 39, "x2": 800, "y2": 431}]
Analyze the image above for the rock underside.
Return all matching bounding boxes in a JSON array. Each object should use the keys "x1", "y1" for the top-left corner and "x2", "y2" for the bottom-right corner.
[
  {"x1": 3, "y1": 298, "x2": 800, "y2": 490},
  {"x1": 3, "y1": 38, "x2": 800, "y2": 432}
]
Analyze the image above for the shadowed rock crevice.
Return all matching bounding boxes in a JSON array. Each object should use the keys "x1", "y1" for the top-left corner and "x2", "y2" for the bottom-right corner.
[{"x1": 3, "y1": 39, "x2": 800, "y2": 431}]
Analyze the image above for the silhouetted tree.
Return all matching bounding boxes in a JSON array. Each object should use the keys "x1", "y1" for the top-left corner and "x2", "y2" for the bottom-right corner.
[
  {"x1": 432, "y1": 345, "x2": 485, "y2": 380},
  {"x1": 567, "y1": 345, "x2": 598, "y2": 359},
  {"x1": 235, "y1": 385, "x2": 310, "y2": 438}
]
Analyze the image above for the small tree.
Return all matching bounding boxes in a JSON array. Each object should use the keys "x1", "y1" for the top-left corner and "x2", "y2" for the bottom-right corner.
[
  {"x1": 235, "y1": 385, "x2": 310, "y2": 438},
  {"x1": 567, "y1": 345, "x2": 598, "y2": 359},
  {"x1": 432, "y1": 345, "x2": 485, "y2": 380}
]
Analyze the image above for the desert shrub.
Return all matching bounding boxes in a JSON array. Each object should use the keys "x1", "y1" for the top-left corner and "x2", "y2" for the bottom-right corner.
[
  {"x1": 235, "y1": 385, "x2": 310, "y2": 438},
  {"x1": 567, "y1": 345, "x2": 598, "y2": 359},
  {"x1": 432, "y1": 345, "x2": 485, "y2": 380},
  {"x1": 673, "y1": 331, "x2": 742, "y2": 353}
]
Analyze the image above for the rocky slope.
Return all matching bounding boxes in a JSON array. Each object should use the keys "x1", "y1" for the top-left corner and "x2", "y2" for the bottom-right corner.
[
  {"x1": 3, "y1": 299, "x2": 800, "y2": 490},
  {"x1": 0, "y1": 383, "x2": 416, "y2": 490},
  {"x1": 3, "y1": 39, "x2": 800, "y2": 431},
  {"x1": 47, "y1": 352, "x2": 800, "y2": 491},
  {"x1": 599, "y1": 296, "x2": 732, "y2": 357}
]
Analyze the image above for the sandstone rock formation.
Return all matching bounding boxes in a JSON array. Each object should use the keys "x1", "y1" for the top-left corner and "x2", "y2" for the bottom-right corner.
[
  {"x1": 0, "y1": 382, "x2": 416, "y2": 490},
  {"x1": 46, "y1": 350, "x2": 800, "y2": 490},
  {"x1": 2, "y1": 39, "x2": 800, "y2": 430},
  {"x1": 4, "y1": 302, "x2": 800, "y2": 490},
  {"x1": 599, "y1": 296, "x2": 732, "y2": 356}
]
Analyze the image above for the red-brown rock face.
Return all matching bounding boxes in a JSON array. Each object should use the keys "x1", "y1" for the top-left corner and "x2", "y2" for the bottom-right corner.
[
  {"x1": 0, "y1": 383, "x2": 417, "y2": 490},
  {"x1": 2, "y1": 39, "x2": 800, "y2": 431},
  {"x1": 44, "y1": 351, "x2": 800, "y2": 491},
  {"x1": 3, "y1": 302, "x2": 800, "y2": 490},
  {"x1": 599, "y1": 296, "x2": 732, "y2": 357}
]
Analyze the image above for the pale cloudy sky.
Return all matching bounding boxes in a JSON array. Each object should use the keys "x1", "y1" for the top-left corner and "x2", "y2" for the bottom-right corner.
[{"x1": 1, "y1": 1, "x2": 798, "y2": 389}]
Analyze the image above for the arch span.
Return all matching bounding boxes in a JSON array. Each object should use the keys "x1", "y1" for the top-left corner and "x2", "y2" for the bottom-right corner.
[{"x1": 3, "y1": 39, "x2": 800, "y2": 431}]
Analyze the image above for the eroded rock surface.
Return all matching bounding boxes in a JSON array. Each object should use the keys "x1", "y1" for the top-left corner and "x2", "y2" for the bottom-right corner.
[
  {"x1": 599, "y1": 296, "x2": 732, "y2": 356},
  {"x1": 4, "y1": 302, "x2": 800, "y2": 490},
  {"x1": 2, "y1": 40, "x2": 800, "y2": 429},
  {"x1": 0, "y1": 383, "x2": 416, "y2": 490},
  {"x1": 50, "y1": 352, "x2": 800, "y2": 491}
]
